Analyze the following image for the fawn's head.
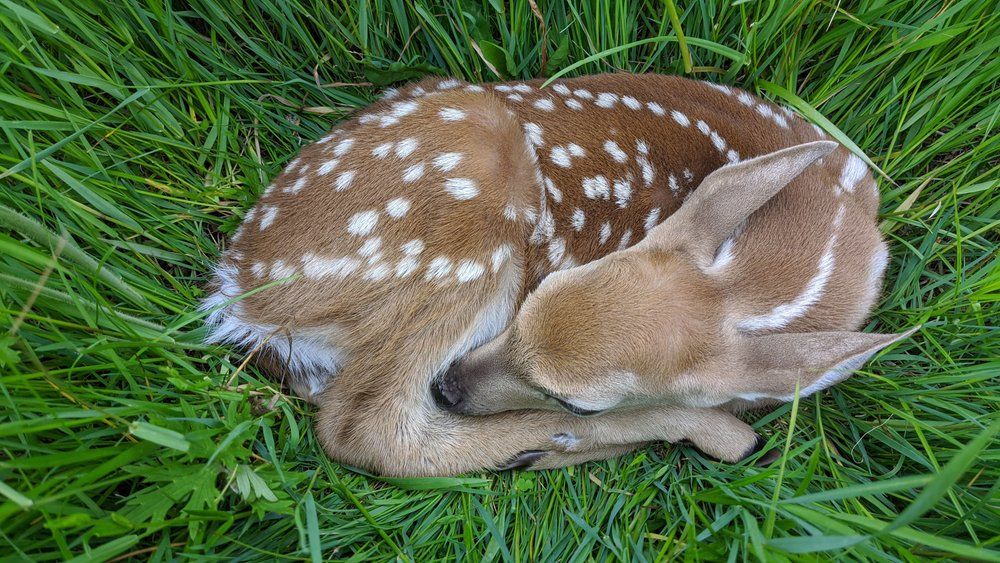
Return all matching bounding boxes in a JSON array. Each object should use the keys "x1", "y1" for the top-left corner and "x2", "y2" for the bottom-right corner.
[{"x1": 434, "y1": 141, "x2": 914, "y2": 416}]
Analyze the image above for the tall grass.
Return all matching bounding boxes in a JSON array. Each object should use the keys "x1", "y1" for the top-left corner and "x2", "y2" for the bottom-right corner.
[{"x1": 1, "y1": 0, "x2": 997, "y2": 560}]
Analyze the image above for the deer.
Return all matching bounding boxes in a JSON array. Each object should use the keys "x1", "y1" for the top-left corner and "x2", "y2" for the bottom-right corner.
[{"x1": 202, "y1": 72, "x2": 912, "y2": 476}]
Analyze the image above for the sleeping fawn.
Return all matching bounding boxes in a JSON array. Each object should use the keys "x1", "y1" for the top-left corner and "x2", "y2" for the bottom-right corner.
[{"x1": 203, "y1": 73, "x2": 911, "y2": 476}]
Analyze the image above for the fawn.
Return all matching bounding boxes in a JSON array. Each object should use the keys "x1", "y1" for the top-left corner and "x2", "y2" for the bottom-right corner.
[{"x1": 203, "y1": 73, "x2": 910, "y2": 476}]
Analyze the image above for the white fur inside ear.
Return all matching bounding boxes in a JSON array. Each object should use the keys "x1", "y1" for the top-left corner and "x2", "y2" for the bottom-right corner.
[{"x1": 787, "y1": 350, "x2": 877, "y2": 400}]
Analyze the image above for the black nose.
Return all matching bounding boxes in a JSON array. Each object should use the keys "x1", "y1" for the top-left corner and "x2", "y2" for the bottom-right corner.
[{"x1": 431, "y1": 377, "x2": 463, "y2": 411}]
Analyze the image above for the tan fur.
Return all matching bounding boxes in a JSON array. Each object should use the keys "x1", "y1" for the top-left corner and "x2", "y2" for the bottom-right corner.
[{"x1": 204, "y1": 73, "x2": 908, "y2": 475}]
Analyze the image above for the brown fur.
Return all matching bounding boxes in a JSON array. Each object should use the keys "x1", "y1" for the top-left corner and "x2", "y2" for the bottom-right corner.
[{"x1": 204, "y1": 73, "x2": 909, "y2": 475}]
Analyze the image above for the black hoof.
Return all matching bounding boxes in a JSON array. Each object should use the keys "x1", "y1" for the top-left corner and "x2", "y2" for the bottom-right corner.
[
  {"x1": 496, "y1": 450, "x2": 546, "y2": 471},
  {"x1": 741, "y1": 435, "x2": 781, "y2": 466}
]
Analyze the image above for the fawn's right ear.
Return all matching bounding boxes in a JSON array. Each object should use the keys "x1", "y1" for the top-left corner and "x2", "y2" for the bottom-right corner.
[{"x1": 638, "y1": 141, "x2": 838, "y2": 267}]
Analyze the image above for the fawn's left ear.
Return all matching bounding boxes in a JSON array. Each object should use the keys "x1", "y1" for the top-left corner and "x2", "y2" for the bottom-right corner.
[
  {"x1": 638, "y1": 141, "x2": 838, "y2": 267},
  {"x1": 727, "y1": 326, "x2": 920, "y2": 401}
]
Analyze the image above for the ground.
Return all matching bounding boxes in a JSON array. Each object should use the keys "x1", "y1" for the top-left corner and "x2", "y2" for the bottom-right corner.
[{"x1": 1, "y1": 0, "x2": 998, "y2": 560}]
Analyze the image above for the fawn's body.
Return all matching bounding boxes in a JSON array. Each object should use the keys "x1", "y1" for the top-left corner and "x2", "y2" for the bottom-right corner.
[{"x1": 204, "y1": 73, "x2": 892, "y2": 476}]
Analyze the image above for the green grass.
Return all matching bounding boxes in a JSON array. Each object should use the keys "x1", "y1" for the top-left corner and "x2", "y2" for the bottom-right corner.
[{"x1": 1, "y1": 0, "x2": 998, "y2": 560}]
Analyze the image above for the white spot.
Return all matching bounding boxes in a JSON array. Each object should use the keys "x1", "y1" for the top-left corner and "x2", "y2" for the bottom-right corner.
[
  {"x1": 507, "y1": 93, "x2": 524, "y2": 102},
  {"x1": 574, "y1": 89, "x2": 593, "y2": 99},
  {"x1": 617, "y1": 229, "x2": 632, "y2": 251},
  {"x1": 533, "y1": 98, "x2": 556, "y2": 111},
  {"x1": 319, "y1": 133, "x2": 338, "y2": 144},
  {"x1": 333, "y1": 138, "x2": 355, "y2": 157},
  {"x1": 270, "y1": 259, "x2": 296, "y2": 280},
  {"x1": 386, "y1": 198, "x2": 411, "y2": 218},
  {"x1": 707, "y1": 83, "x2": 732, "y2": 95},
  {"x1": 636, "y1": 140, "x2": 649, "y2": 155},
  {"x1": 547, "y1": 238, "x2": 566, "y2": 266},
  {"x1": 551, "y1": 146, "x2": 571, "y2": 168},
  {"x1": 465, "y1": 84, "x2": 485, "y2": 93},
  {"x1": 514, "y1": 84, "x2": 533, "y2": 93},
  {"x1": 727, "y1": 150, "x2": 740, "y2": 163},
  {"x1": 402, "y1": 239, "x2": 425, "y2": 255},
  {"x1": 647, "y1": 101, "x2": 666, "y2": 116},
  {"x1": 495, "y1": 84, "x2": 513, "y2": 92},
  {"x1": 412, "y1": 87, "x2": 427, "y2": 96},
  {"x1": 583, "y1": 175, "x2": 611, "y2": 200},
  {"x1": 773, "y1": 113, "x2": 789, "y2": 128},
  {"x1": 438, "y1": 78, "x2": 461, "y2": 90},
  {"x1": 565, "y1": 98, "x2": 584, "y2": 110},
  {"x1": 394, "y1": 138, "x2": 419, "y2": 158},
  {"x1": 710, "y1": 131, "x2": 727, "y2": 152},
  {"x1": 455, "y1": 260, "x2": 486, "y2": 282},
  {"x1": 358, "y1": 237, "x2": 382, "y2": 258},
  {"x1": 755, "y1": 104, "x2": 774, "y2": 119},
  {"x1": 695, "y1": 120, "x2": 711, "y2": 136},
  {"x1": 444, "y1": 178, "x2": 479, "y2": 200},
  {"x1": 604, "y1": 140, "x2": 628, "y2": 163},
  {"x1": 395, "y1": 256, "x2": 419, "y2": 278},
  {"x1": 347, "y1": 210, "x2": 379, "y2": 236},
  {"x1": 425, "y1": 256, "x2": 453, "y2": 280},
  {"x1": 317, "y1": 159, "x2": 339, "y2": 176},
  {"x1": 523, "y1": 123, "x2": 544, "y2": 147},
  {"x1": 571, "y1": 208, "x2": 586, "y2": 231},
  {"x1": 302, "y1": 254, "x2": 361, "y2": 279},
  {"x1": 599, "y1": 222, "x2": 612, "y2": 245},
  {"x1": 812, "y1": 124, "x2": 827, "y2": 138},
  {"x1": 613, "y1": 178, "x2": 632, "y2": 208},
  {"x1": 672, "y1": 111, "x2": 691, "y2": 127},
  {"x1": 491, "y1": 245, "x2": 513, "y2": 272},
  {"x1": 243, "y1": 207, "x2": 258, "y2": 223},
  {"x1": 284, "y1": 177, "x2": 308, "y2": 194},
  {"x1": 622, "y1": 95, "x2": 642, "y2": 110},
  {"x1": 668, "y1": 174, "x2": 680, "y2": 194},
  {"x1": 439, "y1": 107, "x2": 466, "y2": 121},
  {"x1": 402, "y1": 162, "x2": 425, "y2": 183},
  {"x1": 644, "y1": 207, "x2": 661, "y2": 232},
  {"x1": 595, "y1": 93, "x2": 618, "y2": 108},
  {"x1": 433, "y1": 152, "x2": 463, "y2": 172},
  {"x1": 567, "y1": 143, "x2": 585, "y2": 157},
  {"x1": 839, "y1": 154, "x2": 869, "y2": 193},
  {"x1": 683, "y1": 168, "x2": 694, "y2": 181},
  {"x1": 529, "y1": 208, "x2": 555, "y2": 244},
  {"x1": 373, "y1": 142, "x2": 393, "y2": 159},
  {"x1": 390, "y1": 100, "x2": 419, "y2": 119},
  {"x1": 737, "y1": 92, "x2": 754, "y2": 106},
  {"x1": 544, "y1": 177, "x2": 563, "y2": 203},
  {"x1": 382, "y1": 88, "x2": 400, "y2": 99},
  {"x1": 503, "y1": 204, "x2": 518, "y2": 221},
  {"x1": 250, "y1": 262, "x2": 265, "y2": 277},
  {"x1": 552, "y1": 84, "x2": 571, "y2": 96},
  {"x1": 335, "y1": 170, "x2": 356, "y2": 191},
  {"x1": 365, "y1": 263, "x2": 391, "y2": 281},
  {"x1": 638, "y1": 156, "x2": 655, "y2": 187},
  {"x1": 259, "y1": 206, "x2": 278, "y2": 230}
]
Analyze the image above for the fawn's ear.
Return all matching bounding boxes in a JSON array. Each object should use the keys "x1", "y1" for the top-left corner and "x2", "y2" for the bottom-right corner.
[
  {"x1": 639, "y1": 141, "x2": 838, "y2": 266},
  {"x1": 724, "y1": 326, "x2": 919, "y2": 401}
]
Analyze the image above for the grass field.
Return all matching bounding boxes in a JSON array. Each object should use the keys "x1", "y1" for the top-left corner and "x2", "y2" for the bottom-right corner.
[{"x1": 1, "y1": 0, "x2": 998, "y2": 560}]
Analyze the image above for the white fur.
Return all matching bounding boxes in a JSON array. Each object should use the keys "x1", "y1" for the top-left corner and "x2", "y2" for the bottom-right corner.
[
  {"x1": 571, "y1": 208, "x2": 586, "y2": 231},
  {"x1": 533, "y1": 98, "x2": 556, "y2": 112},
  {"x1": 599, "y1": 222, "x2": 612, "y2": 245},
  {"x1": 550, "y1": 146, "x2": 571, "y2": 168},
  {"x1": 544, "y1": 177, "x2": 563, "y2": 203},
  {"x1": 444, "y1": 178, "x2": 479, "y2": 200},
  {"x1": 402, "y1": 163, "x2": 425, "y2": 183},
  {"x1": 573, "y1": 89, "x2": 593, "y2": 100},
  {"x1": 455, "y1": 260, "x2": 486, "y2": 282},
  {"x1": 704, "y1": 238, "x2": 735, "y2": 275},
  {"x1": 604, "y1": 140, "x2": 628, "y2": 163},
  {"x1": 335, "y1": 170, "x2": 355, "y2": 191},
  {"x1": 552, "y1": 84, "x2": 571, "y2": 96},
  {"x1": 565, "y1": 99, "x2": 584, "y2": 110},
  {"x1": 402, "y1": 239, "x2": 425, "y2": 255},
  {"x1": 613, "y1": 178, "x2": 632, "y2": 208},
  {"x1": 582, "y1": 175, "x2": 611, "y2": 200},
  {"x1": 425, "y1": 256, "x2": 453, "y2": 280},
  {"x1": 372, "y1": 143, "x2": 393, "y2": 159},
  {"x1": 644, "y1": 207, "x2": 661, "y2": 233},
  {"x1": 647, "y1": 101, "x2": 665, "y2": 116},
  {"x1": 672, "y1": 111, "x2": 690, "y2": 127},
  {"x1": 595, "y1": 93, "x2": 618, "y2": 108},
  {"x1": 839, "y1": 154, "x2": 869, "y2": 193},
  {"x1": 395, "y1": 256, "x2": 419, "y2": 278},
  {"x1": 259, "y1": 206, "x2": 278, "y2": 230},
  {"x1": 347, "y1": 210, "x2": 379, "y2": 236},
  {"x1": 617, "y1": 229, "x2": 632, "y2": 251},
  {"x1": 622, "y1": 95, "x2": 642, "y2": 110},
  {"x1": 547, "y1": 238, "x2": 566, "y2": 266},
  {"x1": 332, "y1": 138, "x2": 354, "y2": 157},
  {"x1": 316, "y1": 159, "x2": 339, "y2": 176},
  {"x1": 439, "y1": 107, "x2": 466, "y2": 121},
  {"x1": 394, "y1": 138, "x2": 419, "y2": 159},
  {"x1": 523, "y1": 123, "x2": 544, "y2": 147},
  {"x1": 386, "y1": 198, "x2": 411, "y2": 218},
  {"x1": 433, "y1": 152, "x2": 463, "y2": 172},
  {"x1": 491, "y1": 244, "x2": 513, "y2": 273},
  {"x1": 567, "y1": 144, "x2": 586, "y2": 158}
]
